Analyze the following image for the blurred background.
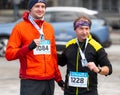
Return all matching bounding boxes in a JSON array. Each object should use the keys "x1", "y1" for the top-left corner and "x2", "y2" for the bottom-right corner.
[
  {"x1": 0, "y1": 0, "x2": 120, "y2": 95},
  {"x1": 0, "y1": 0, "x2": 120, "y2": 29}
]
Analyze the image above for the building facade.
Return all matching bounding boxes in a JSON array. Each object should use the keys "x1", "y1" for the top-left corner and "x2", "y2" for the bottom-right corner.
[
  {"x1": 48, "y1": 0, "x2": 120, "y2": 26},
  {"x1": 50, "y1": 0, "x2": 120, "y2": 14},
  {"x1": 0, "y1": 0, "x2": 120, "y2": 25},
  {"x1": 0, "y1": 0, "x2": 120, "y2": 14}
]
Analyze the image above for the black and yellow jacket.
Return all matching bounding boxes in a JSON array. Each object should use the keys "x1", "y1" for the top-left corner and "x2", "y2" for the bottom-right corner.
[{"x1": 58, "y1": 35, "x2": 112, "y2": 95}]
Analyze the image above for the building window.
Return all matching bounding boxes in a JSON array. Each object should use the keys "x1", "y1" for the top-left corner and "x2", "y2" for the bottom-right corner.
[
  {"x1": 103, "y1": 0, "x2": 110, "y2": 11},
  {"x1": 111, "y1": 0, "x2": 118, "y2": 12},
  {"x1": 82, "y1": 0, "x2": 89, "y2": 9},
  {"x1": 102, "y1": 0, "x2": 119, "y2": 12},
  {"x1": 91, "y1": 0, "x2": 98, "y2": 10}
]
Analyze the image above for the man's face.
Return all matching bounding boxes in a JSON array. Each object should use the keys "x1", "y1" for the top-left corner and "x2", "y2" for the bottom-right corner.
[
  {"x1": 75, "y1": 25, "x2": 90, "y2": 42},
  {"x1": 30, "y1": 2, "x2": 46, "y2": 19}
]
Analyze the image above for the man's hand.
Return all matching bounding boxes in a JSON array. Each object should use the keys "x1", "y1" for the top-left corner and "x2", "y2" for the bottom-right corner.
[
  {"x1": 28, "y1": 39, "x2": 40, "y2": 50},
  {"x1": 86, "y1": 62, "x2": 99, "y2": 73},
  {"x1": 57, "y1": 80, "x2": 65, "y2": 90}
]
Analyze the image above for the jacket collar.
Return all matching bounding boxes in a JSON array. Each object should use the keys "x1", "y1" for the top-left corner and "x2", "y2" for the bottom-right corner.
[{"x1": 23, "y1": 11, "x2": 44, "y2": 26}]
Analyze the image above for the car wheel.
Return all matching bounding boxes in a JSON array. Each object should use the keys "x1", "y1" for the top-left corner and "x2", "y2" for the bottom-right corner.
[{"x1": 0, "y1": 37, "x2": 8, "y2": 57}]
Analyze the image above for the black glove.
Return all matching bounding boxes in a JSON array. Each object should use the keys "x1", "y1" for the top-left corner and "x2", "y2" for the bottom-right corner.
[
  {"x1": 28, "y1": 40, "x2": 37, "y2": 50},
  {"x1": 57, "y1": 80, "x2": 65, "y2": 88}
]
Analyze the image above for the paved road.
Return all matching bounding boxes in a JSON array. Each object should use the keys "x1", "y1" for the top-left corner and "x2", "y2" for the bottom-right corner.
[{"x1": 0, "y1": 45, "x2": 120, "y2": 95}]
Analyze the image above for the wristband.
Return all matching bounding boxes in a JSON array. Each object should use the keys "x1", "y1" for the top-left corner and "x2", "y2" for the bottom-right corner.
[
  {"x1": 28, "y1": 41, "x2": 37, "y2": 50},
  {"x1": 98, "y1": 67, "x2": 102, "y2": 73},
  {"x1": 58, "y1": 80, "x2": 65, "y2": 87}
]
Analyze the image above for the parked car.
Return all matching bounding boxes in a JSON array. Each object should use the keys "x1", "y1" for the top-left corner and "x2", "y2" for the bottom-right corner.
[
  {"x1": 0, "y1": 7, "x2": 111, "y2": 57},
  {"x1": 45, "y1": 7, "x2": 112, "y2": 53},
  {"x1": 0, "y1": 19, "x2": 21, "y2": 57}
]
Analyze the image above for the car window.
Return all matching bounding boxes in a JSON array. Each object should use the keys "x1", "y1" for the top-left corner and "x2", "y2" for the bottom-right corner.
[
  {"x1": 45, "y1": 11, "x2": 79, "y2": 22},
  {"x1": 44, "y1": 12, "x2": 52, "y2": 22},
  {"x1": 45, "y1": 11, "x2": 98, "y2": 22},
  {"x1": 54, "y1": 12, "x2": 77, "y2": 22}
]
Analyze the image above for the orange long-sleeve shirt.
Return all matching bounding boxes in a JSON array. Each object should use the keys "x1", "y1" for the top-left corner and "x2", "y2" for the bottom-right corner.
[{"x1": 5, "y1": 12, "x2": 62, "y2": 82}]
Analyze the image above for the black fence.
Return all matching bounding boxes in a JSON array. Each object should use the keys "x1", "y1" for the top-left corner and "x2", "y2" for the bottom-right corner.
[
  {"x1": 0, "y1": 0, "x2": 28, "y2": 9},
  {"x1": 0, "y1": 0, "x2": 53, "y2": 9}
]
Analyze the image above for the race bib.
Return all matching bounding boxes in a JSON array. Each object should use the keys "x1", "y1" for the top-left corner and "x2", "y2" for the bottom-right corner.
[
  {"x1": 33, "y1": 40, "x2": 51, "y2": 55},
  {"x1": 69, "y1": 71, "x2": 88, "y2": 88}
]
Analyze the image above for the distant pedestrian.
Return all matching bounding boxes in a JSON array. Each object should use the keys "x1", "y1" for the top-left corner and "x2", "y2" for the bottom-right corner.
[{"x1": 13, "y1": 0, "x2": 21, "y2": 20}]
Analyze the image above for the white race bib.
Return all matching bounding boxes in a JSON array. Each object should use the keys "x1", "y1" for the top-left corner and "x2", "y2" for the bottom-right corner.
[
  {"x1": 69, "y1": 71, "x2": 88, "y2": 88},
  {"x1": 33, "y1": 40, "x2": 50, "y2": 55}
]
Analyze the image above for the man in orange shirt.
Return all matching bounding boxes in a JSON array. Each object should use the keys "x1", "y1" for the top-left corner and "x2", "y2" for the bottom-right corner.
[{"x1": 5, "y1": 0, "x2": 64, "y2": 95}]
